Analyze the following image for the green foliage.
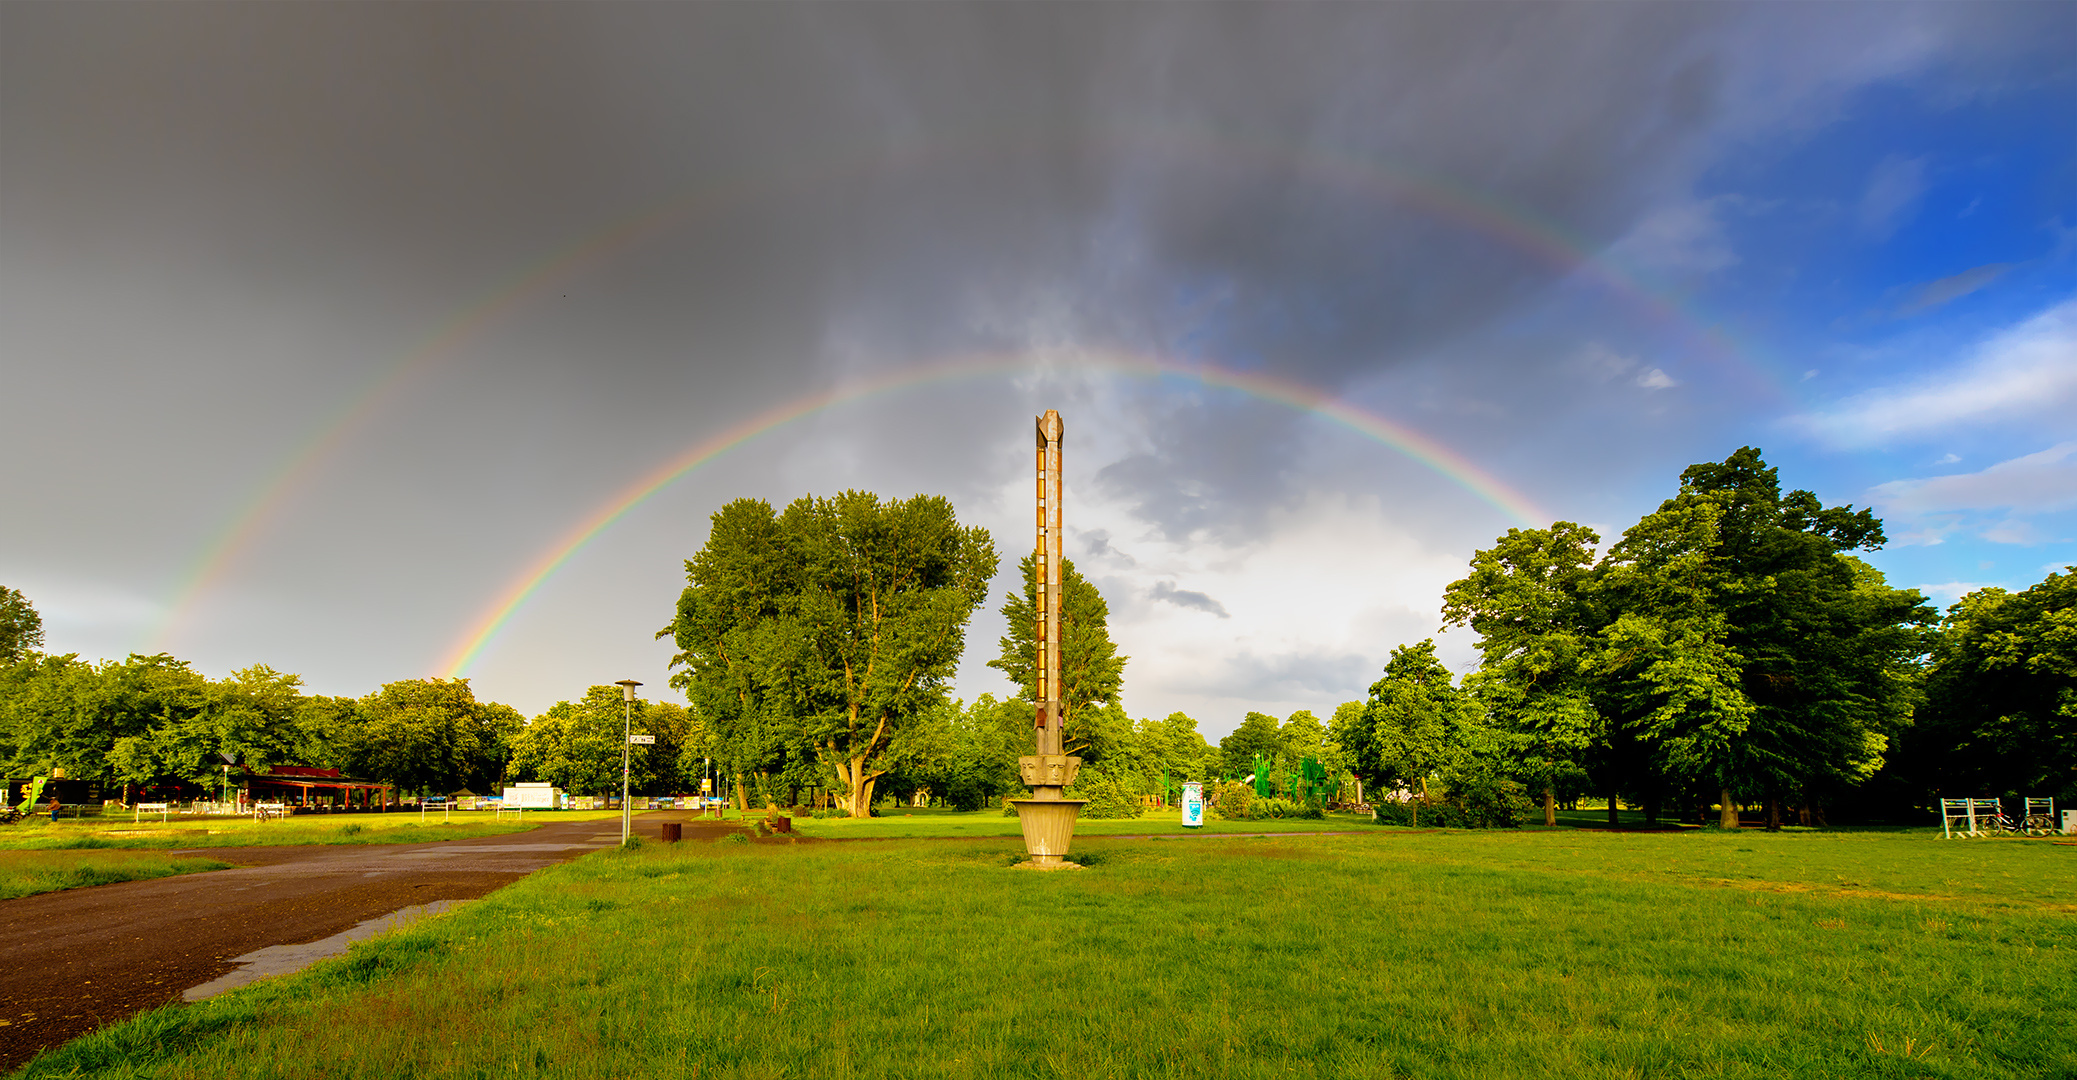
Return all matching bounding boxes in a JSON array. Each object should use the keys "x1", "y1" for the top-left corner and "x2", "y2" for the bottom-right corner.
[
  {"x1": 508, "y1": 687, "x2": 704, "y2": 796},
  {"x1": 1070, "y1": 765, "x2": 1144, "y2": 819},
  {"x1": 0, "y1": 650, "x2": 526, "y2": 795},
  {"x1": 1217, "y1": 711, "x2": 1282, "y2": 778},
  {"x1": 0, "y1": 585, "x2": 43, "y2": 663},
  {"x1": 988, "y1": 554, "x2": 1127, "y2": 757},
  {"x1": 1436, "y1": 447, "x2": 1936, "y2": 825},
  {"x1": 1209, "y1": 780, "x2": 1253, "y2": 820},
  {"x1": 1908, "y1": 567, "x2": 2076, "y2": 802},
  {"x1": 663, "y1": 491, "x2": 998, "y2": 817}
]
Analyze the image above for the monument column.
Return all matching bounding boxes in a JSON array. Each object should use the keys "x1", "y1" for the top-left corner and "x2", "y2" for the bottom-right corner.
[{"x1": 1013, "y1": 409, "x2": 1086, "y2": 867}]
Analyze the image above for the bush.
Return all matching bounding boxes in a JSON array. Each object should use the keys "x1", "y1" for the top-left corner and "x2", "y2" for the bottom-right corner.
[
  {"x1": 1211, "y1": 781, "x2": 1253, "y2": 821},
  {"x1": 1248, "y1": 797, "x2": 1325, "y2": 821},
  {"x1": 1449, "y1": 773, "x2": 1535, "y2": 829},
  {"x1": 1371, "y1": 775, "x2": 1532, "y2": 829},
  {"x1": 1068, "y1": 767, "x2": 1145, "y2": 820},
  {"x1": 1207, "y1": 783, "x2": 1324, "y2": 821}
]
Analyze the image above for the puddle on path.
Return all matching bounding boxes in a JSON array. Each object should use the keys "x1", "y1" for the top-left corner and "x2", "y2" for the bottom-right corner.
[{"x1": 182, "y1": 900, "x2": 463, "y2": 1002}]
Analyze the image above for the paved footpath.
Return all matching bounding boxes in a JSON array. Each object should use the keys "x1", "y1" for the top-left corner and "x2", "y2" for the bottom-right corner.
[{"x1": 0, "y1": 812, "x2": 735, "y2": 1070}]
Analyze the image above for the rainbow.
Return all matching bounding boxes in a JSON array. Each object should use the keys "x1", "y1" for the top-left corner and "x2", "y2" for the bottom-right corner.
[
  {"x1": 438, "y1": 350, "x2": 1551, "y2": 677},
  {"x1": 152, "y1": 130, "x2": 1769, "y2": 652}
]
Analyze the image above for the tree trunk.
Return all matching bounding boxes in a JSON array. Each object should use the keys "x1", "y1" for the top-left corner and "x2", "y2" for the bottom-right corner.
[
  {"x1": 1719, "y1": 787, "x2": 1739, "y2": 830},
  {"x1": 1608, "y1": 792, "x2": 1620, "y2": 827},
  {"x1": 1765, "y1": 791, "x2": 1782, "y2": 832},
  {"x1": 1544, "y1": 784, "x2": 1557, "y2": 827},
  {"x1": 1644, "y1": 784, "x2": 1661, "y2": 827},
  {"x1": 734, "y1": 776, "x2": 749, "y2": 812}
]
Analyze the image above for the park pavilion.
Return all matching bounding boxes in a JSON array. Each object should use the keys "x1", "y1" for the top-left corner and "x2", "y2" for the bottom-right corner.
[{"x1": 243, "y1": 765, "x2": 395, "y2": 811}]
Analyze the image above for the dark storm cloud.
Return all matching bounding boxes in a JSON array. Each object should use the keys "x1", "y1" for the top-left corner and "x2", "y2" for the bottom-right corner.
[
  {"x1": 1149, "y1": 581, "x2": 1229, "y2": 620},
  {"x1": 4, "y1": 2, "x2": 2057, "y2": 713}
]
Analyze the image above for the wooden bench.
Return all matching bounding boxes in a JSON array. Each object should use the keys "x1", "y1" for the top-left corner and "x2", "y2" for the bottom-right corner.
[
  {"x1": 134, "y1": 802, "x2": 171, "y2": 823},
  {"x1": 252, "y1": 801, "x2": 288, "y2": 820}
]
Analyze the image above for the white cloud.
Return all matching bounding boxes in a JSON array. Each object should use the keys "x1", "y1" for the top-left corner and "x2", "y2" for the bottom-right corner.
[
  {"x1": 1870, "y1": 442, "x2": 2077, "y2": 517},
  {"x1": 1914, "y1": 581, "x2": 1989, "y2": 604},
  {"x1": 1793, "y1": 296, "x2": 2077, "y2": 445},
  {"x1": 1635, "y1": 368, "x2": 1679, "y2": 390},
  {"x1": 1981, "y1": 519, "x2": 2048, "y2": 545},
  {"x1": 1860, "y1": 154, "x2": 1928, "y2": 239},
  {"x1": 1041, "y1": 488, "x2": 1464, "y2": 735},
  {"x1": 1935, "y1": 453, "x2": 1960, "y2": 465}
]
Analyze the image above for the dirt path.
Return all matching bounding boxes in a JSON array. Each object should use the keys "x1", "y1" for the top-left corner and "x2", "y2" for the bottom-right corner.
[{"x1": 0, "y1": 811, "x2": 737, "y2": 1070}]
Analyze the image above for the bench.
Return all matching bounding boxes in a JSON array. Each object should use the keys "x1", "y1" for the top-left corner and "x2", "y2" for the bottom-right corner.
[
  {"x1": 252, "y1": 802, "x2": 288, "y2": 820},
  {"x1": 135, "y1": 802, "x2": 172, "y2": 823}
]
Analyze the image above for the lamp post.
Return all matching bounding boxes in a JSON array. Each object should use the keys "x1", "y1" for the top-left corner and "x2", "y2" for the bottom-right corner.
[{"x1": 615, "y1": 679, "x2": 643, "y2": 845}]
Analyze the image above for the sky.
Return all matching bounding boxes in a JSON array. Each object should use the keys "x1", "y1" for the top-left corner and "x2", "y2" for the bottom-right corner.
[{"x1": 3, "y1": 4, "x2": 2073, "y2": 737}]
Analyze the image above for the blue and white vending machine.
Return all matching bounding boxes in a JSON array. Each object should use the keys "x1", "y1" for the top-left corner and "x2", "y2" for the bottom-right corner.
[{"x1": 1181, "y1": 782, "x2": 1205, "y2": 828}]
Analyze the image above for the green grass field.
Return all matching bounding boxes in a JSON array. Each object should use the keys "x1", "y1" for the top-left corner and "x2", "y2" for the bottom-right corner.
[
  {"x1": 24, "y1": 825, "x2": 2074, "y2": 1079},
  {"x1": 0, "y1": 849, "x2": 234, "y2": 901},
  {"x1": 0, "y1": 809, "x2": 631, "y2": 850}
]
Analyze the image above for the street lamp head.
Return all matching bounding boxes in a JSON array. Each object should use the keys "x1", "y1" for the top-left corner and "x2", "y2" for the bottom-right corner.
[{"x1": 615, "y1": 678, "x2": 643, "y2": 702}]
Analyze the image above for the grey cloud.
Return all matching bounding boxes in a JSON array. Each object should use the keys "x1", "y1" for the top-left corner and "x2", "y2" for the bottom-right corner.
[
  {"x1": 1150, "y1": 581, "x2": 1229, "y2": 619},
  {"x1": 1195, "y1": 651, "x2": 1375, "y2": 702},
  {"x1": 1899, "y1": 263, "x2": 2011, "y2": 315}
]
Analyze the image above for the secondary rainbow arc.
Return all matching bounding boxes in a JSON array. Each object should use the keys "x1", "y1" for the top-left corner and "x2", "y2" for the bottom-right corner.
[{"x1": 154, "y1": 131, "x2": 1769, "y2": 652}]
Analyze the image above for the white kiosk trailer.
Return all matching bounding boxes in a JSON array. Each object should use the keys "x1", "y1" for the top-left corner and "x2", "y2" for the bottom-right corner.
[{"x1": 502, "y1": 783, "x2": 563, "y2": 810}]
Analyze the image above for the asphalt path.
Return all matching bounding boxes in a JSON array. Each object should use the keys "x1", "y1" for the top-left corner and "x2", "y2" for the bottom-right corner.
[{"x1": 0, "y1": 811, "x2": 737, "y2": 1070}]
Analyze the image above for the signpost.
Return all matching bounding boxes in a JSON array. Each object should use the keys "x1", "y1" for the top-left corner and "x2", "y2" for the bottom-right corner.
[{"x1": 1009, "y1": 410, "x2": 1088, "y2": 868}]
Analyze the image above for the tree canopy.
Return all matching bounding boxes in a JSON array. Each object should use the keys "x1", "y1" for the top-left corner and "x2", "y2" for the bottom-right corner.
[
  {"x1": 0, "y1": 587, "x2": 42, "y2": 663},
  {"x1": 988, "y1": 554, "x2": 1127, "y2": 756},
  {"x1": 664, "y1": 490, "x2": 998, "y2": 817}
]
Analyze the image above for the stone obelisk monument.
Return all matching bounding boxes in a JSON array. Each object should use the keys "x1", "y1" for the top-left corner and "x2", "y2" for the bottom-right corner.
[{"x1": 1011, "y1": 409, "x2": 1086, "y2": 868}]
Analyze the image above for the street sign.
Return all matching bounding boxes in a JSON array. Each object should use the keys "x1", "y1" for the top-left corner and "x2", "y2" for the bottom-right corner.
[{"x1": 628, "y1": 734, "x2": 656, "y2": 745}]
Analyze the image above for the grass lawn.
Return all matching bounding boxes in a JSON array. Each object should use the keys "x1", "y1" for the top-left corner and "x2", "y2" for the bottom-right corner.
[
  {"x1": 0, "y1": 809, "x2": 631, "y2": 850},
  {"x1": 0, "y1": 849, "x2": 233, "y2": 901},
  {"x1": 792, "y1": 805, "x2": 1374, "y2": 839},
  {"x1": 25, "y1": 826, "x2": 2074, "y2": 1079}
]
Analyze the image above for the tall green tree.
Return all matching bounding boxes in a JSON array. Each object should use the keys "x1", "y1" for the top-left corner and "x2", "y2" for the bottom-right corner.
[
  {"x1": 351, "y1": 678, "x2": 511, "y2": 795},
  {"x1": 1604, "y1": 449, "x2": 1927, "y2": 828},
  {"x1": 509, "y1": 686, "x2": 680, "y2": 797},
  {"x1": 1910, "y1": 567, "x2": 2075, "y2": 803},
  {"x1": 988, "y1": 554, "x2": 1127, "y2": 756},
  {"x1": 1218, "y1": 711, "x2": 1283, "y2": 779},
  {"x1": 1442, "y1": 523, "x2": 1602, "y2": 825},
  {"x1": 1357, "y1": 641, "x2": 1488, "y2": 822},
  {"x1": 0, "y1": 587, "x2": 43, "y2": 663},
  {"x1": 665, "y1": 491, "x2": 998, "y2": 817}
]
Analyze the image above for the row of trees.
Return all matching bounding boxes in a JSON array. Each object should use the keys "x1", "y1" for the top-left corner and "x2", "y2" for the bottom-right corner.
[
  {"x1": 10, "y1": 448, "x2": 2063, "y2": 823},
  {"x1": 1335, "y1": 448, "x2": 2072, "y2": 828},
  {"x1": 0, "y1": 615, "x2": 715, "y2": 801}
]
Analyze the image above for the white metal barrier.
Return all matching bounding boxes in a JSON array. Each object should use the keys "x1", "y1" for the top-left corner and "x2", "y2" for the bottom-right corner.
[
  {"x1": 2020, "y1": 797, "x2": 2057, "y2": 835},
  {"x1": 1940, "y1": 798, "x2": 2002, "y2": 837}
]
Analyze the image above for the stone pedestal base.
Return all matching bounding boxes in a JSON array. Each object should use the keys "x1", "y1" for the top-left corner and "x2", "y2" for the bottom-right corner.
[{"x1": 1009, "y1": 798, "x2": 1088, "y2": 869}]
